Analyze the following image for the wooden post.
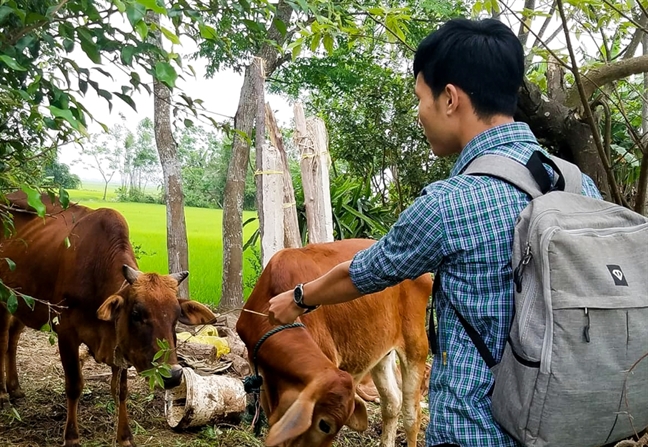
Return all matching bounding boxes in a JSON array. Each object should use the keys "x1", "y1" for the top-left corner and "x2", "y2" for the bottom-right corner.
[
  {"x1": 266, "y1": 103, "x2": 301, "y2": 248},
  {"x1": 256, "y1": 143, "x2": 284, "y2": 267},
  {"x1": 253, "y1": 60, "x2": 285, "y2": 266},
  {"x1": 294, "y1": 103, "x2": 334, "y2": 243}
]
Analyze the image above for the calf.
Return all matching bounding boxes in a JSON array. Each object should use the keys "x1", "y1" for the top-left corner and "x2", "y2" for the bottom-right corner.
[
  {"x1": 236, "y1": 239, "x2": 432, "y2": 447},
  {"x1": 0, "y1": 192, "x2": 215, "y2": 446}
]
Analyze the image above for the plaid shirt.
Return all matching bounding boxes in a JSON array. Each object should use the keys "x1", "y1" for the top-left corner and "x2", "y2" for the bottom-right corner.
[{"x1": 349, "y1": 122, "x2": 602, "y2": 447}]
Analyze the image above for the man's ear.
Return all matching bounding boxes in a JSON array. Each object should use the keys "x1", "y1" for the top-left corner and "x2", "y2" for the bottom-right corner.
[
  {"x1": 445, "y1": 84, "x2": 460, "y2": 113},
  {"x1": 265, "y1": 396, "x2": 316, "y2": 446},
  {"x1": 178, "y1": 299, "x2": 216, "y2": 325},
  {"x1": 345, "y1": 395, "x2": 368, "y2": 432},
  {"x1": 97, "y1": 295, "x2": 124, "y2": 321}
]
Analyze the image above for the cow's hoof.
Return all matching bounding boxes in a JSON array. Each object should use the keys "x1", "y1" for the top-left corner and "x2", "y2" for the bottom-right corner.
[
  {"x1": 9, "y1": 388, "x2": 25, "y2": 400},
  {"x1": 119, "y1": 438, "x2": 136, "y2": 447},
  {"x1": 0, "y1": 392, "x2": 10, "y2": 408},
  {"x1": 63, "y1": 439, "x2": 80, "y2": 447}
]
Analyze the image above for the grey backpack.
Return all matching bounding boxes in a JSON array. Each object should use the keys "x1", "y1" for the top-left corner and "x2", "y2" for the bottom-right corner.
[{"x1": 460, "y1": 151, "x2": 648, "y2": 447}]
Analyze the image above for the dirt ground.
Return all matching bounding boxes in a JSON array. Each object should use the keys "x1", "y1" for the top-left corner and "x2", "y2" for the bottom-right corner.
[{"x1": 0, "y1": 329, "x2": 428, "y2": 447}]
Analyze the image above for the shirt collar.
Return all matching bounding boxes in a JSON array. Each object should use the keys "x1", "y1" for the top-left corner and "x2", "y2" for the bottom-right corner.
[{"x1": 450, "y1": 122, "x2": 539, "y2": 177}]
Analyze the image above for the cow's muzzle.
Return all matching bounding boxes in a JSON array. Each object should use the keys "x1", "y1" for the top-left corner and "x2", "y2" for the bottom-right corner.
[{"x1": 163, "y1": 364, "x2": 184, "y2": 389}]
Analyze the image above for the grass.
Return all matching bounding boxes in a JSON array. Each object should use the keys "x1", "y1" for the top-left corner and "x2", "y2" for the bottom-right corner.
[{"x1": 67, "y1": 185, "x2": 260, "y2": 306}]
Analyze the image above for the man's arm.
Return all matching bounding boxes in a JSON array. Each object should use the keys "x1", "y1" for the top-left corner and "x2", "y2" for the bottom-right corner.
[
  {"x1": 268, "y1": 261, "x2": 361, "y2": 325},
  {"x1": 268, "y1": 190, "x2": 446, "y2": 325}
]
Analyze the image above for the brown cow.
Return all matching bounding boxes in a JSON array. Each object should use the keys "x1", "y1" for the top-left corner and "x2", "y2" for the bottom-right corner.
[
  {"x1": 0, "y1": 192, "x2": 215, "y2": 446},
  {"x1": 236, "y1": 239, "x2": 432, "y2": 447}
]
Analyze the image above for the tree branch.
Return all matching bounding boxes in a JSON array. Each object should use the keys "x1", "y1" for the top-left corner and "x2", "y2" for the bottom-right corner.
[
  {"x1": 620, "y1": 14, "x2": 647, "y2": 60},
  {"x1": 565, "y1": 55, "x2": 648, "y2": 107},
  {"x1": 518, "y1": 0, "x2": 536, "y2": 47},
  {"x1": 556, "y1": 0, "x2": 626, "y2": 206}
]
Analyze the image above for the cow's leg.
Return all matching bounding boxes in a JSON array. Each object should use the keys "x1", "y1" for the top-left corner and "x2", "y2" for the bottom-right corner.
[
  {"x1": 370, "y1": 351, "x2": 402, "y2": 447},
  {"x1": 58, "y1": 334, "x2": 83, "y2": 447},
  {"x1": 7, "y1": 317, "x2": 25, "y2": 400},
  {"x1": 396, "y1": 346, "x2": 427, "y2": 447},
  {"x1": 0, "y1": 308, "x2": 10, "y2": 407},
  {"x1": 111, "y1": 366, "x2": 135, "y2": 447}
]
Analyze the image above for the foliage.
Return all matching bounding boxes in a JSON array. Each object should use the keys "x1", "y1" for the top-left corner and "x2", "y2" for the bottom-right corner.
[
  {"x1": 42, "y1": 159, "x2": 81, "y2": 189},
  {"x1": 140, "y1": 338, "x2": 172, "y2": 391},
  {"x1": 271, "y1": 14, "x2": 460, "y2": 211},
  {"x1": 176, "y1": 125, "x2": 256, "y2": 210}
]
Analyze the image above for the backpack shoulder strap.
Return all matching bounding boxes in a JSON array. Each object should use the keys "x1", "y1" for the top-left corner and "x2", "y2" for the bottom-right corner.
[
  {"x1": 462, "y1": 152, "x2": 583, "y2": 197},
  {"x1": 550, "y1": 156, "x2": 582, "y2": 194},
  {"x1": 462, "y1": 154, "x2": 543, "y2": 198}
]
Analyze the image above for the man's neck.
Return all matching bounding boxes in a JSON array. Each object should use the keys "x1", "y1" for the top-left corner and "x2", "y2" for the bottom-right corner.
[{"x1": 459, "y1": 115, "x2": 514, "y2": 150}]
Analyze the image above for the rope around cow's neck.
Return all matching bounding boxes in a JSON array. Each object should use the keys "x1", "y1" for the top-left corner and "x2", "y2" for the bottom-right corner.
[{"x1": 243, "y1": 322, "x2": 306, "y2": 436}]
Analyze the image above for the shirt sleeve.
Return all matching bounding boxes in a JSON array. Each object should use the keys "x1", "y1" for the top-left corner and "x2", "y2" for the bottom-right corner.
[
  {"x1": 581, "y1": 173, "x2": 603, "y2": 199},
  {"x1": 348, "y1": 192, "x2": 445, "y2": 295}
]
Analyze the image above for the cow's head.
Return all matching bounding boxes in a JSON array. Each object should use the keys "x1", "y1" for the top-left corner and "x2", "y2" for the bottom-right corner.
[
  {"x1": 263, "y1": 368, "x2": 368, "y2": 447},
  {"x1": 97, "y1": 265, "x2": 215, "y2": 389}
]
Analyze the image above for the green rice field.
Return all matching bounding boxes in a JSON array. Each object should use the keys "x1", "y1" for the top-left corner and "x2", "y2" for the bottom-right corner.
[{"x1": 68, "y1": 183, "x2": 260, "y2": 306}]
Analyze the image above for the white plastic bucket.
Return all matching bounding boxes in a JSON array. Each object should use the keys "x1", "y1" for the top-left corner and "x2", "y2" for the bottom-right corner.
[{"x1": 164, "y1": 367, "x2": 247, "y2": 429}]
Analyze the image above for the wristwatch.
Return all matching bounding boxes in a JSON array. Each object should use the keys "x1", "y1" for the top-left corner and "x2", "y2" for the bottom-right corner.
[{"x1": 293, "y1": 283, "x2": 319, "y2": 313}]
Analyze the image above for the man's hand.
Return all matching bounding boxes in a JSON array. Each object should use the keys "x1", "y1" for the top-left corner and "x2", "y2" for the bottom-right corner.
[{"x1": 268, "y1": 290, "x2": 305, "y2": 325}]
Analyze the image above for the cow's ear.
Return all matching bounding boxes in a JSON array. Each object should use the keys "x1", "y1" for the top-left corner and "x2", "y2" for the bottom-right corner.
[
  {"x1": 265, "y1": 396, "x2": 316, "y2": 446},
  {"x1": 97, "y1": 295, "x2": 124, "y2": 321},
  {"x1": 178, "y1": 299, "x2": 216, "y2": 325},
  {"x1": 345, "y1": 395, "x2": 368, "y2": 432}
]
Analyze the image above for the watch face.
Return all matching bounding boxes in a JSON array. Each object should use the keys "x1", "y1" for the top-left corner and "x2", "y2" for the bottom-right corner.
[{"x1": 294, "y1": 285, "x2": 303, "y2": 302}]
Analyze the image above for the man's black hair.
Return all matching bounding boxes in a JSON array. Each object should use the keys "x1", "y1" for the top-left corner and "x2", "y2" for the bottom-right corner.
[{"x1": 413, "y1": 18, "x2": 524, "y2": 119}]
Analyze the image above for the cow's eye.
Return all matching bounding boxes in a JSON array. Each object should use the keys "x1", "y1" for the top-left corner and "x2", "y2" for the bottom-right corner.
[
  {"x1": 318, "y1": 419, "x2": 331, "y2": 434},
  {"x1": 131, "y1": 309, "x2": 142, "y2": 322}
]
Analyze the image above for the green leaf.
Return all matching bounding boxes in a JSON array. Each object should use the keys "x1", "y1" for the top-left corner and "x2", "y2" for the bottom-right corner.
[
  {"x1": 0, "y1": 55, "x2": 27, "y2": 71},
  {"x1": 0, "y1": 6, "x2": 15, "y2": 24},
  {"x1": 20, "y1": 184, "x2": 46, "y2": 217},
  {"x1": 40, "y1": 323, "x2": 51, "y2": 332},
  {"x1": 48, "y1": 106, "x2": 81, "y2": 130},
  {"x1": 160, "y1": 26, "x2": 180, "y2": 44},
  {"x1": 7, "y1": 291, "x2": 18, "y2": 314},
  {"x1": 59, "y1": 187, "x2": 70, "y2": 208},
  {"x1": 136, "y1": 0, "x2": 166, "y2": 13},
  {"x1": 120, "y1": 45, "x2": 137, "y2": 66},
  {"x1": 126, "y1": 3, "x2": 146, "y2": 26},
  {"x1": 115, "y1": 92, "x2": 137, "y2": 111},
  {"x1": 154, "y1": 61, "x2": 177, "y2": 88},
  {"x1": 135, "y1": 20, "x2": 148, "y2": 40},
  {"x1": 64, "y1": 237, "x2": 70, "y2": 248},
  {"x1": 274, "y1": 18, "x2": 287, "y2": 36},
  {"x1": 5, "y1": 258, "x2": 16, "y2": 271},
  {"x1": 323, "y1": 34, "x2": 334, "y2": 54},
  {"x1": 22, "y1": 294, "x2": 35, "y2": 311},
  {"x1": 113, "y1": 0, "x2": 126, "y2": 12},
  {"x1": 62, "y1": 38, "x2": 74, "y2": 52},
  {"x1": 199, "y1": 24, "x2": 217, "y2": 40},
  {"x1": 77, "y1": 29, "x2": 101, "y2": 64}
]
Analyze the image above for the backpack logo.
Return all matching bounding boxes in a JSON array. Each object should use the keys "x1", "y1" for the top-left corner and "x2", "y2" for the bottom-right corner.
[{"x1": 606, "y1": 265, "x2": 628, "y2": 286}]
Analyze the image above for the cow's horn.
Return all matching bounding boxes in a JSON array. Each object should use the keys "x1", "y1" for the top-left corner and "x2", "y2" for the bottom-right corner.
[
  {"x1": 122, "y1": 265, "x2": 141, "y2": 284},
  {"x1": 169, "y1": 271, "x2": 189, "y2": 285}
]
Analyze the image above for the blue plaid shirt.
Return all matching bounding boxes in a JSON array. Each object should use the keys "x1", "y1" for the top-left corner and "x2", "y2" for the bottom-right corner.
[{"x1": 349, "y1": 122, "x2": 602, "y2": 447}]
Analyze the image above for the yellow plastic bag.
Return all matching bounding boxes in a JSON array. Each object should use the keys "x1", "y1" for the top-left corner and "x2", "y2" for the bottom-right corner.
[{"x1": 177, "y1": 326, "x2": 231, "y2": 358}]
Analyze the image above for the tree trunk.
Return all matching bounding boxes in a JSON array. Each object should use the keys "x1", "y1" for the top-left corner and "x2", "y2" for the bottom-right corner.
[
  {"x1": 639, "y1": 34, "x2": 648, "y2": 216},
  {"x1": 266, "y1": 103, "x2": 301, "y2": 248},
  {"x1": 149, "y1": 12, "x2": 190, "y2": 298},
  {"x1": 219, "y1": 0, "x2": 294, "y2": 310},
  {"x1": 220, "y1": 65, "x2": 257, "y2": 310}
]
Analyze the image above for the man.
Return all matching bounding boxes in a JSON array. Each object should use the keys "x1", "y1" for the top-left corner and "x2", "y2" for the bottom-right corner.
[{"x1": 268, "y1": 18, "x2": 602, "y2": 447}]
